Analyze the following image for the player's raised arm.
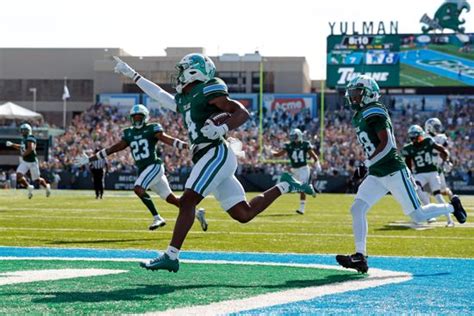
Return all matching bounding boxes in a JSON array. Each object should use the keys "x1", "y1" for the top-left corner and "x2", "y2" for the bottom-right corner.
[
  {"x1": 74, "y1": 140, "x2": 128, "y2": 166},
  {"x1": 271, "y1": 149, "x2": 286, "y2": 158},
  {"x1": 156, "y1": 131, "x2": 188, "y2": 150},
  {"x1": 5, "y1": 141, "x2": 21, "y2": 151},
  {"x1": 113, "y1": 56, "x2": 177, "y2": 113}
]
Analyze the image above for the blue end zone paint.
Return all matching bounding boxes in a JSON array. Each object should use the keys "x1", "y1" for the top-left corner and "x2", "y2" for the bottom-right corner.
[
  {"x1": 1, "y1": 246, "x2": 473, "y2": 314},
  {"x1": 401, "y1": 49, "x2": 474, "y2": 85}
]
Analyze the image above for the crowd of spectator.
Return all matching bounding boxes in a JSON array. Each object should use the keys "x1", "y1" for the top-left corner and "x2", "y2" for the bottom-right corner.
[{"x1": 2, "y1": 95, "x2": 472, "y2": 187}]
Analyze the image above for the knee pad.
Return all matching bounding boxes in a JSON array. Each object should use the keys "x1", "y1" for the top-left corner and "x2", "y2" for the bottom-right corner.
[{"x1": 351, "y1": 199, "x2": 370, "y2": 216}]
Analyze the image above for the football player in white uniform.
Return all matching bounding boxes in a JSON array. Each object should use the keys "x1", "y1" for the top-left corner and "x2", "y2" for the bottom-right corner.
[{"x1": 425, "y1": 118, "x2": 454, "y2": 199}]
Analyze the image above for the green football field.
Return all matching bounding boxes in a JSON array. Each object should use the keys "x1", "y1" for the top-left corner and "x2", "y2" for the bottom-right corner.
[
  {"x1": 399, "y1": 63, "x2": 468, "y2": 87},
  {"x1": 1, "y1": 190, "x2": 473, "y2": 258}
]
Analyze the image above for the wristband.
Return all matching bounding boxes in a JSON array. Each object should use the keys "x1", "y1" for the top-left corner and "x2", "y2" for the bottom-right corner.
[
  {"x1": 173, "y1": 139, "x2": 184, "y2": 149},
  {"x1": 95, "y1": 148, "x2": 107, "y2": 160}
]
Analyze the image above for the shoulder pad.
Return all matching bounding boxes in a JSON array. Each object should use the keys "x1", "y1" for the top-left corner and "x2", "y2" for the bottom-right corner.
[
  {"x1": 203, "y1": 77, "x2": 228, "y2": 96},
  {"x1": 151, "y1": 123, "x2": 163, "y2": 132},
  {"x1": 362, "y1": 105, "x2": 388, "y2": 120},
  {"x1": 26, "y1": 136, "x2": 36, "y2": 142}
]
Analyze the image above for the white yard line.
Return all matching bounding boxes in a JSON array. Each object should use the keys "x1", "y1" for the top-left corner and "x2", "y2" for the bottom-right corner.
[
  {"x1": 0, "y1": 268, "x2": 127, "y2": 286},
  {"x1": 0, "y1": 227, "x2": 473, "y2": 239}
]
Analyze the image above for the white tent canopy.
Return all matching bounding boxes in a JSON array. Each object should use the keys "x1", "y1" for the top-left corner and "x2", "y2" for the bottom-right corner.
[{"x1": 0, "y1": 102, "x2": 43, "y2": 120}]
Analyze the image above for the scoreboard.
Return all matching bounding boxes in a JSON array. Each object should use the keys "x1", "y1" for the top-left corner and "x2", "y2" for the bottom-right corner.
[{"x1": 326, "y1": 33, "x2": 474, "y2": 88}]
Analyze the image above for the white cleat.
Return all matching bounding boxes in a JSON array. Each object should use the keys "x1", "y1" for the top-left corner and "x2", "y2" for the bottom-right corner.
[
  {"x1": 196, "y1": 208, "x2": 208, "y2": 231},
  {"x1": 446, "y1": 221, "x2": 455, "y2": 228},
  {"x1": 149, "y1": 215, "x2": 166, "y2": 231},
  {"x1": 427, "y1": 217, "x2": 437, "y2": 224},
  {"x1": 27, "y1": 185, "x2": 34, "y2": 199}
]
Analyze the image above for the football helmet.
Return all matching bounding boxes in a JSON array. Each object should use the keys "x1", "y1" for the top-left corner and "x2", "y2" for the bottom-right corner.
[
  {"x1": 129, "y1": 104, "x2": 149, "y2": 129},
  {"x1": 424, "y1": 117, "x2": 444, "y2": 135},
  {"x1": 290, "y1": 128, "x2": 303, "y2": 142},
  {"x1": 408, "y1": 124, "x2": 424, "y2": 142},
  {"x1": 345, "y1": 75, "x2": 380, "y2": 111},
  {"x1": 20, "y1": 123, "x2": 32, "y2": 136},
  {"x1": 175, "y1": 53, "x2": 216, "y2": 93}
]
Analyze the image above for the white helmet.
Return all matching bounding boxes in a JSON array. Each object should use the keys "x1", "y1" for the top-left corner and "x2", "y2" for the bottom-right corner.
[
  {"x1": 129, "y1": 104, "x2": 149, "y2": 129},
  {"x1": 425, "y1": 117, "x2": 444, "y2": 135},
  {"x1": 345, "y1": 75, "x2": 381, "y2": 110},
  {"x1": 290, "y1": 128, "x2": 303, "y2": 142},
  {"x1": 175, "y1": 53, "x2": 216, "y2": 93},
  {"x1": 20, "y1": 123, "x2": 32, "y2": 136}
]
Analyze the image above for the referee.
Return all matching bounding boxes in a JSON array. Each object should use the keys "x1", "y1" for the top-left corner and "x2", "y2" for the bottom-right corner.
[{"x1": 90, "y1": 152, "x2": 107, "y2": 199}]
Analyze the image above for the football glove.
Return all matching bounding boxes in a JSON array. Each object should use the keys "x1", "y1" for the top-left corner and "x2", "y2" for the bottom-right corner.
[
  {"x1": 353, "y1": 164, "x2": 368, "y2": 181},
  {"x1": 443, "y1": 161, "x2": 453, "y2": 173},
  {"x1": 5, "y1": 141, "x2": 13, "y2": 147},
  {"x1": 74, "y1": 153, "x2": 90, "y2": 166},
  {"x1": 201, "y1": 120, "x2": 228, "y2": 140},
  {"x1": 113, "y1": 56, "x2": 137, "y2": 79}
]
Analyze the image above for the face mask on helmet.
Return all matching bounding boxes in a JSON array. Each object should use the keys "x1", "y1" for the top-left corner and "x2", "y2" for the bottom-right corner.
[
  {"x1": 345, "y1": 75, "x2": 380, "y2": 111},
  {"x1": 290, "y1": 129, "x2": 303, "y2": 142},
  {"x1": 129, "y1": 104, "x2": 149, "y2": 129},
  {"x1": 425, "y1": 118, "x2": 444, "y2": 135},
  {"x1": 175, "y1": 54, "x2": 216, "y2": 93},
  {"x1": 408, "y1": 126, "x2": 423, "y2": 143},
  {"x1": 20, "y1": 124, "x2": 32, "y2": 136}
]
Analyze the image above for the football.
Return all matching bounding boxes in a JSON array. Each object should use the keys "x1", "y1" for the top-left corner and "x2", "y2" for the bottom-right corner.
[{"x1": 208, "y1": 112, "x2": 231, "y2": 126}]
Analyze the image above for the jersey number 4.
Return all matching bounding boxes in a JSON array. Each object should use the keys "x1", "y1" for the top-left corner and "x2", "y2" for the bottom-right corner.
[{"x1": 130, "y1": 139, "x2": 150, "y2": 161}]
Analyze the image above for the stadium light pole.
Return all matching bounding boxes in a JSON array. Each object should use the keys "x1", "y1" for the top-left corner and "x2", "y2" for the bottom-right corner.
[
  {"x1": 319, "y1": 80, "x2": 325, "y2": 163},
  {"x1": 29, "y1": 87, "x2": 37, "y2": 112},
  {"x1": 258, "y1": 54, "x2": 264, "y2": 161}
]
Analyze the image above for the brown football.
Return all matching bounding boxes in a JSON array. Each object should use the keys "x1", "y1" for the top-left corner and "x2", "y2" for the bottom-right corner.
[{"x1": 208, "y1": 112, "x2": 231, "y2": 125}]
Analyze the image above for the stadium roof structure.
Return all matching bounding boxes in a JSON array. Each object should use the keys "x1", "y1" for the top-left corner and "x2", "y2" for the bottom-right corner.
[{"x1": 0, "y1": 102, "x2": 43, "y2": 120}]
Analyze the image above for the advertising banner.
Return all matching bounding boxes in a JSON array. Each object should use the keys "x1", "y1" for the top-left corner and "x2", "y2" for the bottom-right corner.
[
  {"x1": 262, "y1": 94, "x2": 317, "y2": 117},
  {"x1": 327, "y1": 65, "x2": 399, "y2": 87}
]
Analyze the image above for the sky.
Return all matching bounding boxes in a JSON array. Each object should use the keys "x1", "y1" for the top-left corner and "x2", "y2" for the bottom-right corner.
[{"x1": 0, "y1": 0, "x2": 472, "y2": 79}]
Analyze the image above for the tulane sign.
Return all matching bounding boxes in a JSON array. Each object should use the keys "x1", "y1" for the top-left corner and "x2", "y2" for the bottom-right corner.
[{"x1": 328, "y1": 21, "x2": 399, "y2": 35}]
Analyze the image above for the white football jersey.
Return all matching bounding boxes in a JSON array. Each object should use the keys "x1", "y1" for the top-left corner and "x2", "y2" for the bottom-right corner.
[{"x1": 432, "y1": 133, "x2": 449, "y2": 168}]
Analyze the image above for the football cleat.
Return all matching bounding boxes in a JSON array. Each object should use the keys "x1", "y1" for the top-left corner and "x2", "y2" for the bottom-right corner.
[
  {"x1": 27, "y1": 185, "x2": 34, "y2": 199},
  {"x1": 140, "y1": 253, "x2": 179, "y2": 272},
  {"x1": 280, "y1": 173, "x2": 316, "y2": 197},
  {"x1": 336, "y1": 253, "x2": 369, "y2": 273},
  {"x1": 195, "y1": 208, "x2": 208, "y2": 231},
  {"x1": 427, "y1": 217, "x2": 437, "y2": 224},
  {"x1": 149, "y1": 216, "x2": 166, "y2": 231},
  {"x1": 296, "y1": 209, "x2": 305, "y2": 215},
  {"x1": 450, "y1": 195, "x2": 466, "y2": 224}
]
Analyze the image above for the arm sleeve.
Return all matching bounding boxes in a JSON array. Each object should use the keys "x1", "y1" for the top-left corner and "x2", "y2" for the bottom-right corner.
[{"x1": 136, "y1": 77, "x2": 177, "y2": 112}]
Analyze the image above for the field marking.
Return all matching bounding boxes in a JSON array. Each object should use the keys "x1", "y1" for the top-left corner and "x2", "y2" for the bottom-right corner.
[
  {"x1": 399, "y1": 72, "x2": 435, "y2": 86},
  {"x1": 0, "y1": 268, "x2": 127, "y2": 286},
  {"x1": 1, "y1": 227, "x2": 473, "y2": 239},
  {"x1": 0, "y1": 256, "x2": 412, "y2": 315},
  {"x1": 144, "y1": 260, "x2": 411, "y2": 316}
]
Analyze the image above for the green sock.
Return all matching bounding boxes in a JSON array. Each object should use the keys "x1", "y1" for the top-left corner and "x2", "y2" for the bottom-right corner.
[{"x1": 140, "y1": 192, "x2": 158, "y2": 216}]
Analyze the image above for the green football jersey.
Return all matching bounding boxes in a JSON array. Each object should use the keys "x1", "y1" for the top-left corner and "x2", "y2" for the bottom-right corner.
[
  {"x1": 284, "y1": 141, "x2": 313, "y2": 168},
  {"x1": 175, "y1": 77, "x2": 228, "y2": 151},
  {"x1": 352, "y1": 102, "x2": 406, "y2": 177},
  {"x1": 401, "y1": 137, "x2": 438, "y2": 174},
  {"x1": 20, "y1": 135, "x2": 37, "y2": 162},
  {"x1": 121, "y1": 123, "x2": 163, "y2": 172}
]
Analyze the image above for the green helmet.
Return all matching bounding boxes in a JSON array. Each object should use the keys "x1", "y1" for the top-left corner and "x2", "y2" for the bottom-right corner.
[
  {"x1": 20, "y1": 123, "x2": 32, "y2": 136},
  {"x1": 345, "y1": 75, "x2": 381, "y2": 111},
  {"x1": 129, "y1": 104, "x2": 149, "y2": 129},
  {"x1": 408, "y1": 124, "x2": 424, "y2": 141},
  {"x1": 175, "y1": 53, "x2": 216, "y2": 93}
]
